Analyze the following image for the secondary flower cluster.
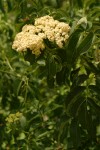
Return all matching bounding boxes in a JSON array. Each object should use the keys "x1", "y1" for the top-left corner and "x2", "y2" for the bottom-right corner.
[
  {"x1": 12, "y1": 15, "x2": 70, "y2": 56},
  {"x1": 5, "y1": 112, "x2": 22, "y2": 123}
]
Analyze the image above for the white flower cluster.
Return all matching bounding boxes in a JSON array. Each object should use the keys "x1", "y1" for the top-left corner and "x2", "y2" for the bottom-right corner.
[
  {"x1": 12, "y1": 15, "x2": 70, "y2": 56},
  {"x1": 12, "y1": 25, "x2": 45, "y2": 56}
]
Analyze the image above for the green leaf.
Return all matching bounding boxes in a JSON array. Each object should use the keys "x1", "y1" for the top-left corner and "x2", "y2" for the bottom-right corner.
[
  {"x1": 77, "y1": 0, "x2": 83, "y2": 8},
  {"x1": 77, "y1": 17, "x2": 87, "y2": 29},
  {"x1": 24, "y1": 50, "x2": 36, "y2": 64},
  {"x1": 10, "y1": 135, "x2": 15, "y2": 145},
  {"x1": 57, "y1": 48, "x2": 67, "y2": 63},
  {"x1": 89, "y1": 85, "x2": 100, "y2": 97},
  {"x1": 88, "y1": 98, "x2": 100, "y2": 114},
  {"x1": 78, "y1": 101, "x2": 96, "y2": 139},
  {"x1": 7, "y1": 0, "x2": 12, "y2": 12},
  {"x1": 83, "y1": 57, "x2": 100, "y2": 74},
  {"x1": 20, "y1": 0, "x2": 27, "y2": 17},
  {"x1": 56, "y1": 66, "x2": 70, "y2": 85},
  {"x1": 66, "y1": 28, "x2": 82, "y2": 65},
  {"x1": 65, "y1": 86, "x2": 85, "y2": 113},
  {"x1": 70, "y1": 67, "x2": 80, "y2": 81},
  {"x1": 58, "y1": 116, "x2": 69, "y2": 142},
  {"x1": 70, "y1": 118, "x2": 81, "y2": 148},
  {"x1": 70, "y1": 95, "x2": 85, "y2": 117},
  {"x1": 77, "y1": 74, "x2": 88, "y2": 84},
  {"x1": 47, "y1": 55, "x2": 62, "y2": 77},
  {"x1": 20, "y1": 115, "x2": 27, "y2": 128},
  {"x1": 71, "y1": 67, "x2": 88, "y2": 87},
  {"x1": 17, "y1": 132, "x2": 26, "y2": 140},
  {"x1": 47, "y1": 76, "x2": 55, "y2": 88},
  {"x1": 76, "y1": 32, "x2": 94, "y2": 55}
]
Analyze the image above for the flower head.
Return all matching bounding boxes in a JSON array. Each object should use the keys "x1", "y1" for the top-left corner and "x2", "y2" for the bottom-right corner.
[{"x1": 12, "y1": 15, "x2": 70, "y2": 55}]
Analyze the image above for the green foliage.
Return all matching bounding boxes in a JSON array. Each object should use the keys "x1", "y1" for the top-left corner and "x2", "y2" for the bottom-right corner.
[{"x1": 0, "y1": 0, "x2": 100, "y2": 149}]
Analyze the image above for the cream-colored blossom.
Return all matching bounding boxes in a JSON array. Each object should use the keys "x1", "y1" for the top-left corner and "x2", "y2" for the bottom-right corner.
[
  {"x1": 12, "y1": 31, "x2": 45, "y2": 55},
  {"x1": 12, "y1": 15, "x2": 70, "y2": 55},
  {"x1": 22, "y1": 24, "x2": 36, "y2": 33},
  {"x1": 35, "y1": 15, "x2": 54, "y2": 26},
  {"x1": 38, "y1": 32, "x2": 46, "y2": 39},
  {"x1": 34, "y1": 15, "x2": 70, "y2": 48}
]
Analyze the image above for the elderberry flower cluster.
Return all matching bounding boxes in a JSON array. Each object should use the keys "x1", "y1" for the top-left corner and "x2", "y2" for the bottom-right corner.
[{"x1": 12, "y1": 15, "x2": 70, "y2": 56}]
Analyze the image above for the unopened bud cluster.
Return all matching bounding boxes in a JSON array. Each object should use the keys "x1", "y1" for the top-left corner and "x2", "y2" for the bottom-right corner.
[
  {"x1": 5, "y1": 112, "x2": 22, "y2": 123},
  {"x1": 12, "y1": 15, "x2": 70, "y2": 56}
]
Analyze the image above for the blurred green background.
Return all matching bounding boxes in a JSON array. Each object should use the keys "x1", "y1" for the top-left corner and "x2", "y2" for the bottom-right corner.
[{"x1": 0, "y1": 0, "x2": 100, "y2": 149}]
